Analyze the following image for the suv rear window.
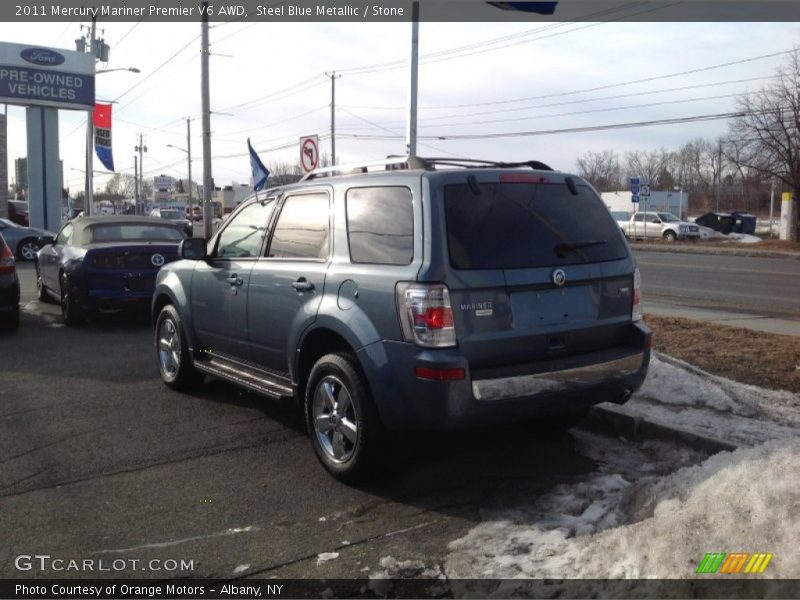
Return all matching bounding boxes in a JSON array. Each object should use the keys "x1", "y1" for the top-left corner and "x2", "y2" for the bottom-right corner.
[{"x1": 444, "y1": 181, "x2": 628, "y2": 269}]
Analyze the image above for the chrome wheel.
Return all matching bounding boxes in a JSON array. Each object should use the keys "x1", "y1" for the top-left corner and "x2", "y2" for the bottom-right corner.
[
  {"x1": 157, "y1": 317, "x2": 181, "y2": 378},
  {"x1": 312, "y1": 375, "x2": 359, "y2": 463},
  {"x1": 19, "y1": 240, "x2": 38, "y2": 261}
]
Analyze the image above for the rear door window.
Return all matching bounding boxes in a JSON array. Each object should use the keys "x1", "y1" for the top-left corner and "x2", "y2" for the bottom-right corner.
[
  {"x1": 268, "y1": 193, "x2": 330, "y2": 260},
  {"x1": 346, "y1": 186, "x2": 413, "y2": 265},
  {"x1": 444, "y1": 181, "x2": 628, "y2": 269}
]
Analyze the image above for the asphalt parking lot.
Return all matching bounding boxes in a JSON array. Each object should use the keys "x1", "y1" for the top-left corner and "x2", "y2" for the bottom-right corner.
[{"x1": 0, "y1": 263, "x2": 610, "y2": 582}]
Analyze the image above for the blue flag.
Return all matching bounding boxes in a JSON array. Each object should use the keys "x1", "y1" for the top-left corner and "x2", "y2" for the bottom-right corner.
[
  {"x1": 487, "y1": 2, "x2": 558, "y2": 14},
  {"x1": 248, "y1": 138, "x2": 270, "y2": 191}
]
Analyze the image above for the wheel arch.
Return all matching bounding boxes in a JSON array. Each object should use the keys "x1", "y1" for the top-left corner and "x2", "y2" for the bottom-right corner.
[{"x1": 294, "y1": 326, "x2": 365, "y2": 409}]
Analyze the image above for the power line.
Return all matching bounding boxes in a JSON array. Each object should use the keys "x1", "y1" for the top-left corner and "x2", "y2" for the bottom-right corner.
[
  {"x1": 338, "y1": 111, "x2": 749, "y2": 141},
  {"x1": 341, "y1": 90, "x2": 763, "y2": 134},
  {"x1": 112, "y1": 33, "x2": 201, "y2": 104}
]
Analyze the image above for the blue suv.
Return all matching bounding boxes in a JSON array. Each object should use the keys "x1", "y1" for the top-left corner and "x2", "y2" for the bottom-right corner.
[{"x1": 152, "y1": 157, "x2": 650, "y2": 481}]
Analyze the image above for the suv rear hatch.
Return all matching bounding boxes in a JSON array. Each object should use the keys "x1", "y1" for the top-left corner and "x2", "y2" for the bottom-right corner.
[{"x1": 431, "y1": 171, "x2": 635, "y2": 370}]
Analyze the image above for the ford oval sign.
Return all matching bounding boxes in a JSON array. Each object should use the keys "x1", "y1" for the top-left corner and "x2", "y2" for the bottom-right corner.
[{"x1": 21, "y1": 48, "x2": 65, "y2": 67}]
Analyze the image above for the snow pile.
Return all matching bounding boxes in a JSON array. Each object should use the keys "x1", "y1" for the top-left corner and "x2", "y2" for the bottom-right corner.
[
  {"x1": 727, "y1": 233, "x2": 762, "y2": 244},
  {"x1": 629, "y1": 354, "x2": 800, "y2": 446},
  {"x1": 445, "y1": 438, "x2": 800, "y2": 581},
  {"x1": 445, "y1": 354, "x2": 800, "y2": 584}
]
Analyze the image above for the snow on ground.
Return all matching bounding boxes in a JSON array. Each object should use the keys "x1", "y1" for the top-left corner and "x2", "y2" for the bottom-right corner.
[
  {"x1": 726, "y1": 233, "x2": 762, "y2": 244},
  {"x1": 442, "y1": 354, "x2": 800, "y2": 585},
  {"x1": 445, "y1": 438, "x2": 800, "y2": 582},
  {"x1": 625, "y1": 353, "x2": 800, "y2": 446}
]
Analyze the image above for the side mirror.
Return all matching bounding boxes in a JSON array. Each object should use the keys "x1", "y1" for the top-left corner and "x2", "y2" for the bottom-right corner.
[
  {"x1": 180, "y1": 237, "x2": 207, "y2": 260},
  {"x1": 39, "y1": 235, "x2": 55, "y2": 246}
]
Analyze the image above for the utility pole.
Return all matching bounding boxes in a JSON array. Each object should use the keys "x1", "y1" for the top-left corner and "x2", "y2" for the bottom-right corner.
[
  {"x1": 769, "y1": 177, "x2": 775, "y2": 238},
  {"x1": 84, "y1": 16, "x2": 97, "y2": 216},
  {"x1": 201, "y1": 1, "x2": 213, "y2": 239},
  {"x1": 405, "y1": 1, "x2": 419, "y2": 158},
  {"x1": 134, "y1": 154, "x2": 138, "y2": 211},
  {"x1": 324, "y1": 71, "x2": 341, "y2": 165},
  {"x1": 135, "y1": 133, "x2": 147, "y2": 214},
  {"x1": 716, "y1": 139, "x2": 722, "y2": 212},
  {"x1": 186, "y1": 117, "x2": 193, "y2": 208}
]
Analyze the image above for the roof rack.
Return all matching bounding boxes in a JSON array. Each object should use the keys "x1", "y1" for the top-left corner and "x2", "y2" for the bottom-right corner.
[{"x1": 300, "y1": 156, "x2": 553, "y2": 181}]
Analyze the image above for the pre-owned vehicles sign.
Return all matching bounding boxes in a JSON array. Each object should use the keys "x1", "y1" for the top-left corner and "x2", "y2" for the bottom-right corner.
[{"x1": 0, "y1": 41, "x2": 95, "y2": 110}]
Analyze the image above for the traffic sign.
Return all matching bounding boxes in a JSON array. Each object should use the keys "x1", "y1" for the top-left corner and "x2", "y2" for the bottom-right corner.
[
  {"x1": 631, "y1": 185, "x2": 640, "y2": 195},
  {"x1": 630, "y1": 177, "x2": 639, "y2": 186},
  {"x1": 299, "y1": 135, "x2": 320, "y2": 172},
  {"x1": 632, "y1": 194, "x2": 640, "y2": 203},
  {"x1": 641, "y1": 184, "x2": 651, "y2": 197}
]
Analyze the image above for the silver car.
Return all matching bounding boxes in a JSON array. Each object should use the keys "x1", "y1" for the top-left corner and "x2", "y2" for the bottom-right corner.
[{"x1": 0, "y1": 218, "x2": 54, "y2": 261}]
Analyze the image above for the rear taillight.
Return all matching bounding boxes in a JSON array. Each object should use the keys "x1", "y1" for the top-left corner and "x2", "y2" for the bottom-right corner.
[
  {"x1": 396, "y1": 283, "x2": 457, "y2": 348},
  {"x1": 632, "y1": 268, "x2": 642, "y2": 321},
  {"x1": 0, "y1": 243, "x2": 15, "y2": 275}
]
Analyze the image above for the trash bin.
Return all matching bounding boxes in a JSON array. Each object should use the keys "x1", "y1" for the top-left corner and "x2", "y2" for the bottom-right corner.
[
  {"x1": 695, "y1": 212, "x2": 734, "y2": 234},
  {"x1": 731, "y1": 211, "x2": 757, "y2": 234}
]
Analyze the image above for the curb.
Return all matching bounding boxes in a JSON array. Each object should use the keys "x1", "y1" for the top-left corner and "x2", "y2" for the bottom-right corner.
[
  {"x1": 630, "y1": 243, "x2": 800, "y2": 260},
  {"x1": 581, "y1": 404, "x2": 738, "y2": 455}
]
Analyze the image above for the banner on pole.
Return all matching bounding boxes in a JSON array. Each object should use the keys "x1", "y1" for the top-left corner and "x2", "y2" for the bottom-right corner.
[{"x1": 93, "y1": 103, "x2": 114, "y2": 172}]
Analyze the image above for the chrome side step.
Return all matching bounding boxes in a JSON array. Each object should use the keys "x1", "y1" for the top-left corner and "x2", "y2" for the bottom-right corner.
[{"x1": 194, "y1": 355, "x2": 294, "y2": 400}]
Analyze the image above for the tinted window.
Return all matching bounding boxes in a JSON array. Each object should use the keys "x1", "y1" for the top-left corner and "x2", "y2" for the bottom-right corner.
[
  {"x1": 160, "y1": 210, "x2": 183, "y2": 219},
  {"x1": 89, "y1": 224, "x2": 184, "y2": 242},
  {"x1": 268, "y1": 193, "x2": 329, "y2": 260},
  {"x1": 634, "y1": 213, "x2": 645, "y2": 222},
  {"x1": 215, "y1": 200, "x2": 274, "y2": 258},
  {"x1": 346, "y1": 187, "x2": 413, "y2": 265},
  {"x1": 444, "y1": 182, "x2": 628, "y2": 269}
]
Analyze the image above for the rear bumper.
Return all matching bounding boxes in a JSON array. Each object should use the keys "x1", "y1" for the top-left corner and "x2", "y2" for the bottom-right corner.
[
  {"x1": 66, "y1": 271, "x2": 156, "y2": 311},
  {"x1": 358, "y1": 321, "x2": 651, "y2": 430},
  {"x1": 471, "y1": 351, "x2": 644, "y2": 402}
]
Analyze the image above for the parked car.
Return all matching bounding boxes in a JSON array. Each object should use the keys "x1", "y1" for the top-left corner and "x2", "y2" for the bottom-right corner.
[
  {"x1": 152, "y1": 157, "x2": 651, "y2": 481},
  {"x1": 0, "y1": 218, "x2": 55, "y2": 261},
  {"x1": 151, "y1": 207, "x2": 193, "y2": 237},
  {"x1": 0, "y1": 232, "x2": 20, "y2": 331},
  {"x1": 8, "y1": 200, "x2": 29, "y2": 227},
  {"x1": 619, "y1": 211, "x2": 700, "y2": 241},
  {"x1": 36, "y1": 216, "x2": 185, "y2": 325},
  {"x1": 610, "y1": 211, "x2": 631, "y2": 232}
]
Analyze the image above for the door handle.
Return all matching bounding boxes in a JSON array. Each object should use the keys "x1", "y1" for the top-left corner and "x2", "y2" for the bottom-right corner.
[
  {"x1": 292, "y1": 278, "x2": 315, "y2": 292},
  {"x1": 226, "y1": 274, "x2": 244, "y2": 286}
]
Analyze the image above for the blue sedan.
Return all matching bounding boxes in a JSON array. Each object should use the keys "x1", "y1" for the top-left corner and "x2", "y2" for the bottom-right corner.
[{"x1": 36, "y1": 216, "x2": 185, "y2": 325}]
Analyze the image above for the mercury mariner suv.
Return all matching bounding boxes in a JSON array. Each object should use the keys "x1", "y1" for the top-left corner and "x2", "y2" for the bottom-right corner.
[{"x1": 152, "y1": 157, "x2": 651, "y2": 481}]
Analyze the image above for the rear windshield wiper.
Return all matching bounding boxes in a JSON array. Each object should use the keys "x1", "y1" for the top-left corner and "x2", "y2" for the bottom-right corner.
[{"x1": 555, "y1": 239, "x2": 607, "y2": 258}]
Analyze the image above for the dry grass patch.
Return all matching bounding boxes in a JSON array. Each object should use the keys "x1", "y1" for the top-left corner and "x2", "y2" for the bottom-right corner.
[{"x1": 644, "y1": 314, "x2": 800, "y2": 394}]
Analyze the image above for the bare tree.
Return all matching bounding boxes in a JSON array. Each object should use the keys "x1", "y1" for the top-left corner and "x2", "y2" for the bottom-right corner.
[
  {"x1": 624, "y1": 149, "x2": 670, "y2": 188},
  {"x1": 575, "y1": 150, "x2": 621, "y2": 191},
  {"x1": 728, "y1": 48, "x2": 800, "y2": 239},
  {"x1": 104, "y1": 173, "x2": 136, "y2": 199}
]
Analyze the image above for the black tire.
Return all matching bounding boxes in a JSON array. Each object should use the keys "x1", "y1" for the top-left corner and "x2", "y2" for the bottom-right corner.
[
  {"x1": 154, "y1": 304, "x2": 205, "y2": 391},
  {"x1": 17, "y1": 238, "x2": 39, "y2": 262},
  {"x1": 305, "y1": 352, "x2": 385, "y2": 483},
  {"x1": 663, "y1": 230, "x2": 677, "y2": 242},
  {"x1": 35, "y1": 262, "x2": 54, "y2": 303},
  {"x1": 60, "y1": 273, "x2": 84, "y2": 326}
]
